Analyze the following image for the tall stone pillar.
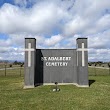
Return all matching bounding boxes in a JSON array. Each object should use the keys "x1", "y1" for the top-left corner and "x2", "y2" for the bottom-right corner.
[
  {"x1": 77, "y1": 38, "x2": 89, "y2": 87},
  {"x1": 24, "y1": 38, "x2": 36, "y2": 88}
]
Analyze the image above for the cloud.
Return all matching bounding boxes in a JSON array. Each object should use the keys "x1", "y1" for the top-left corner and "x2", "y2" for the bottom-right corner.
[
  {"x1": 1, "y1": 0, "x2": 110, "y2": 36},
  {"x1": 0, "y1": 0, "x2": 110, "y2": 61},
  {"x1": 0, "y1": 46, "x2": 24, "y2": 61},
  {"x1": 88, "y1": 29, "x2": 110, "y2": 49},
  {"x1": 63, "y1": 0, "x2": 110, "y2": 36},
  {"x1": 88, "y1": 48, "x2": 110, "y2": 61},
  {"x1": 14, "y1": 0, "x2": 28, "y2": 7},
  {"x1": 44, "y1": 34, "x2": 63, "y2": 46},
  {"x1": 63, "y1": 15, "x2": 89, "y2": 36},
  {"x1": 0, "y1": 39, "x2": 11, "y2": 47},
  {"x1": 0, "y1": 2, "x2": 65, "y2": 35}
]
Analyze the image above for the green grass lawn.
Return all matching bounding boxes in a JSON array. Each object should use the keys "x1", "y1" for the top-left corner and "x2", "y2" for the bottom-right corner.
[{"x1": 0, "y1": 76, "x2": 110, "y2": 110}]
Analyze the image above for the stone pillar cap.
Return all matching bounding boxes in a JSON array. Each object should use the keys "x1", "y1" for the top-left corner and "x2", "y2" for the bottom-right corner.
[{"x1": 77, "y1": 38, "x2": 87, "y2": 40}]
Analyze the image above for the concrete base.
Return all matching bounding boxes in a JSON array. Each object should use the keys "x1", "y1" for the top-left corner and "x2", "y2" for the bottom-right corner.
[
  {"x1": 75, "y1": 83, "x2": 89, "y2": 87},
  {"x1": 43, "y1": 83, "x2": 89, "y2": 87},
  {"x1": 43, "y1": 83, "x2": 74, "y2": 85},
  {"x1": 23, "y1": 85, "x2": 34, "y2": 89},
  {"x1": 23, "y1": 83, "x2": 89, "y2": 88}
]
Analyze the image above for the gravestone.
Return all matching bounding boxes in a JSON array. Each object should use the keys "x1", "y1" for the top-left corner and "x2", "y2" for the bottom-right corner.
[{"x1": 24, "y1": 38, "x2": 89, "y2": 88}]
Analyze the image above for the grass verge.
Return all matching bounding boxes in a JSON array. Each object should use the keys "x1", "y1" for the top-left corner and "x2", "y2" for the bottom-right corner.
[{"x1": 0, "y1": 75, "x2": 110, "y2": 110}]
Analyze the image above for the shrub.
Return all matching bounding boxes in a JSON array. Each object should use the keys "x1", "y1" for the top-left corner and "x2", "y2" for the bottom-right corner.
[{"x1": 9, "y1": 64, "x2": 12, "y2": 67}]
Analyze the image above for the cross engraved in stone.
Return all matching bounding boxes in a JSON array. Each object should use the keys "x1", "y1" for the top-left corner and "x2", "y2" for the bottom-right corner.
[
  {"x1": 25, "y1": 43, "x2": 35, "y2": 67},
  {"x1": 77, "y1": 43, "x2": 88, "y2": 66}
]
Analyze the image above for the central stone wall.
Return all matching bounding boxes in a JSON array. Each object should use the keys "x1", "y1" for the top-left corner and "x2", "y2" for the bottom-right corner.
[{"x1": 35, "y1": 49, "x2": 77, "y2": 85}]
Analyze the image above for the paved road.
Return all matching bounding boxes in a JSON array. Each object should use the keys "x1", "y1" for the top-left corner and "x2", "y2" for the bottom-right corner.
[
  {"x1": 0, "y1": 67, "x2": 23, "y2": 71},
  {"x1": 89, "y1": 66, "x2": 109, "y2": 69}
]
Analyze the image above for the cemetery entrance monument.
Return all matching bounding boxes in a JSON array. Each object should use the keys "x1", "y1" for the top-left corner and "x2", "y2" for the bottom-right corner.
[{"x1": 24, "y1": 38, "x2": 89, "y2": 88}]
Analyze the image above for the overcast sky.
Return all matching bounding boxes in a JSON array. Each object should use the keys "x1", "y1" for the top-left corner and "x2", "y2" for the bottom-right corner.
[{"x1": 0, "y1": 0, "x2": 110, "y2": 62}]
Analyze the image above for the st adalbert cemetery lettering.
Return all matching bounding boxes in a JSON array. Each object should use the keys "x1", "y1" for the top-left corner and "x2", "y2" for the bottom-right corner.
[{"x1": 41, "y1": 56, "x2": 71, "y2": 66}]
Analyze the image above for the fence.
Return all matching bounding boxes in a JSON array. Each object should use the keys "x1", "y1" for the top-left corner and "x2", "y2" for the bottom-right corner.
[
  {"x1": 88, "y1": 66, "x2": 110, "y2": 76},
  {"x1": 0, "y1": 64, "x2": 24, "y2": 76},
  {"x1": 0, "y1": 65, "x2": 110, "y2": 76}
]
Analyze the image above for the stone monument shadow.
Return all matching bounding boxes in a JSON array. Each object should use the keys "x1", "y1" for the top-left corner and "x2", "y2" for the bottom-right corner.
[
  {"x1": 89, "y1": 80, "x2": 95, "y2": 86},
  {"x1": 34, "y1": 49, "x2": 43, "y2": 86}
]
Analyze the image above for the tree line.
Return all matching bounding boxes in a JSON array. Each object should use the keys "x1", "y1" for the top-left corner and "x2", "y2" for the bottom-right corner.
[{"x1": 88, "y1": 61, "x2": 110, "y2": 67}]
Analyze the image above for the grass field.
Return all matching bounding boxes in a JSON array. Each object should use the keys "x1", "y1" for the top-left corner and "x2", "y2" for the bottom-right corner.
[
  {"x1": 88, "y1": 67, "x2": 110, "y2": 76},
  {"x1": 0, "y1": 67, "x2": 24, "y2": 76},
  {"x1": 0, "y1": 68, "x2": 110, "y2": 110},
  {"x1": 0, "y1": 64, "x2": 22, "y2": 69},
  {"x1": 0, "y1": 66, "x2": 110, "y2": 76}
]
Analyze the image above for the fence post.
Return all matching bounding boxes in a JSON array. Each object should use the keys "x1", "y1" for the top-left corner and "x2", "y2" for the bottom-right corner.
[
  {"x1": 109, "y1": 67, "x2": 110, "y2": 75},
  {"x1": 20, "y1": 64, "x2": 23, "y2": 76},
  {"x1": 5, "y1": 64, "x2": 6, "y2": 76},
  {"x1": 94, "y1": 63, "x2": 96, "y2": 76},
  {"x1": 108, "y1": 63, "x2": 110, "y2": 75},
  {"x1": 20, "y1": 66, "x2": 21, "y2": 76}
]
